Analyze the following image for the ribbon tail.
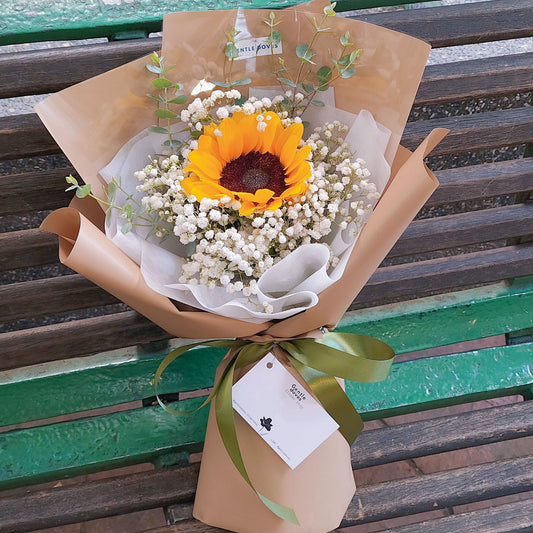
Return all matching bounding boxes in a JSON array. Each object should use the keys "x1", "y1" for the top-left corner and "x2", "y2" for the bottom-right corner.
[{"x1": 215, "y1": 347, "x2": 300, "y2": 525}]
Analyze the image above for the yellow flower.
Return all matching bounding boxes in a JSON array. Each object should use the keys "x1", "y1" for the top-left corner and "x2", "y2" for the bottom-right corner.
[{"x1": 182, "y1": 111, "x2": 311, "y2": 215}]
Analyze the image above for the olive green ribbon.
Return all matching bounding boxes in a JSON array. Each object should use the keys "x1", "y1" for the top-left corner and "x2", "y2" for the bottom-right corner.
[{"x1": 153, "y1": 332, "x2": 394, "y2": 525}]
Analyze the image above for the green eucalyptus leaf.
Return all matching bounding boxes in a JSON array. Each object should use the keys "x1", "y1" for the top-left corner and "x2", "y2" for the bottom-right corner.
[
  {"x1": 121, "y1": 221, "x2": 133, "y2": 234},
  {"x1": 168, "y1": 95, "x2": 187, "y2": 104},
  {"x1": 232, "y1": 77, "x2": 252, "y2": 86},
  {"x1": 225, "y1": 42, "x2": 239, "y2": 59},
  {"x1": 190, "y1": 130, "x2": 202, "y2": 139},
  {"x1": 317, "y1": 65, "x2": 332, "y2": 80},
  {"x1": 155, "y1": 109, "x2": 177, "y2": 119},
  {"x1": 146, "y1": 64, "x2": 161, "y2": 74},
  {"x1": 311, "y1": 100, "x2": 325, "y2": 106},
  {"x1": 163, "y1": 139, "x2": 183, "y2": 147},
  {"x1": 150, "y1": 52, "x2": 160, "y2": 65},
  {"x1": 271, "y1": 30, "x2": 281, "y2": 44},
  {"x1": 161, "y1": 65, "x2": 176, "y2": 74},
  {"x1": 152, "y1": 78, "x2": 173, "y2": 89},
  {"x1": 106, "y1": 181, "x2": 117, "y2": 203},
  {"x1": 341, "y1": 67, "x2": 356, "y2": 78},
  {"x1": 340, "y1": 31, "x2": 351, "y2": 46},
  {"x1": 296, "y1": 43, "x2": 313, "y2": 62},
  {"x1": 148, "y1": 126, "x2": 169, "y2": 134},
  {"x1": 213, "y1": 80, "x2": 231, "y2": 88},
  {"x1": 302, "y1": 83, "x2": 314, "y2": 93},
  {"x1": 317, "y1": 84, "x2": 329, "y2": 92},
  {"x1": 350, "y1": 49, "x2": 361, "y2": 63},
  {"x1": 278, "y1": 77, "x2": 296, "y2": 88},
  {"x1": 146, "y1": 93, "x2": 166, "y2": 103},
  {"x1": 76, "y1": 184, "x2": 92, "y2": 198},
  {"x1": 65, "y1": 175, "x2": 78, "y2": 186},
  {"x1": 338, "y1": 55, "x2": 350, "y2": 67}
]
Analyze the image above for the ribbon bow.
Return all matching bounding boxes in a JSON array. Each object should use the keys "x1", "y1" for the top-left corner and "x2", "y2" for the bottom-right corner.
[{"x1": 154, "y1": 331, "x2": 394, "y2": 524}]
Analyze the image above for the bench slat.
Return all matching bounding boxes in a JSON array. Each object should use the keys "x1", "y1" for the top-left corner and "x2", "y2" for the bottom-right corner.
[
  {"x1": 354, "y1": 244, "x2": 533, "y2": 307},
  {"x1": 425, "y1": 158, "x2": 533, "y2": 206},
  {"x1": 416, "y1": 52, "x2": 533, "y2": 106},
  {"x1": 356, "y1": 0, "x2": 533, "y2": 48},
  {"x1": 3, "y1": 202, "x2": 530, "y2": 272},
  {"x1": 1, "y1": 157, "x2": 529, "y2": 226},
  {"x1": 1, "y1": 343, "x2": 531, "y2": 486},
  {"x1": 2, "y1": 106, "x2": 531, "y2": 161},
  {"x1": 383, "y1": 500, "x2": 533, "y2": 533},
  {"x1": 388, "y1": 203, "x2": 533, "y2": 258},
  {"x1": 1, "y1": 279, "x2": 531, "y2": 370},
  {"x1": 0, "y1": 167, "x2": 75, "y2": 216},
  {"x1": 402, "y1": 107, "x2": 533, "y2": 156},
  {"x1": 165, "y1": 455, "x2": 533, "y2": 528},
  {"x1": 342, "y1": 455, "x2": 533, "y2": 526},
  {"x1": 1, "y1": 0, "x2": 530, "y2": 47},
  {"x1": 1, "y1": 245, "x2": 531, "y2": 323}
]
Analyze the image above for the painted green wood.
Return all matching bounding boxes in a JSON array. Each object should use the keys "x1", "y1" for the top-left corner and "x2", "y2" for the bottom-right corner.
[
  {"x1": 0, "y1": 0, "x2": 425, "y2": 45},
  {"x1": 0, "y1": 396, "x2": 207, "y2": 490},
  {"x1": 0, "y1": 345, "x2": 225, "y2": 427},
  {"x1": 337, "y1": 279, "x2": 533, "y2": 354},
  {"x1": 1, "y1": 342, "x2": 531, "y2": 488},
  {"x1": 347, "y1": 343, "x2": 533, "y2": 420},
  {"x1": 1, "y1": 280, "x2": 531, "y2": 427}
]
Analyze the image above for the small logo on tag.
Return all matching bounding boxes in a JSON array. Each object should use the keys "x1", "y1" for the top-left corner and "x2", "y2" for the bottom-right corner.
[{"x1": 260, "y1": 416, "x2": 273, "y2": 432}]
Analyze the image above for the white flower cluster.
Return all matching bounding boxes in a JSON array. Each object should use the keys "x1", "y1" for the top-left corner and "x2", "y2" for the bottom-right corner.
[{"x1": 133, "y1": 94, "x2": 379, "y2": 302}]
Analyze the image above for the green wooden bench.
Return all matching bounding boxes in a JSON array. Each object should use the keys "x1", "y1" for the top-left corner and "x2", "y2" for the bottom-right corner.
[{"x1": 1, "y1": 0, "x2": 532, "y2": 531}]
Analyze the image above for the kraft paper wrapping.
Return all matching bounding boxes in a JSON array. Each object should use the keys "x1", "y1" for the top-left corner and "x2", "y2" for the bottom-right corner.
[{"x1": 36, "y1": 3, "x2": 448, "y2": 531}]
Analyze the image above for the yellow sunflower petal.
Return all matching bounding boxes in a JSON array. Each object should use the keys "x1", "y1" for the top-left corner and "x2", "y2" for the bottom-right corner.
[
  {"x1": 265, "y1": 198, "x2": 283, "y2": 211},
  {"x1": 258, "y1": 112, "x2": 282, "y2": 153},
  {"x1": 187, "y1": 150, "x2": 223, "y2": 178},
  {"x1": 285, "y1": 160, "x2": 312, "y2": 185},
  {"x1": 182, "y1": 177, "x2": 232, "y2": 200},
  {"x1": 240, "y1": 114, "x2": 261, "y2": 154},
  {"x1": 253, "y1": 188, "x2": 275, "y2": 204},
  {"x1": 274, "y1": 122, "x2": 304, "y2": 158},
  {"x1": 198, "y1": 134, "x2": 221, "y2": 160},
  {"x1": 279, "y1": 125, "x2": 305, "y2": 169},
  {"x1": 285, "y1": 145, "x2": 312, "y2": 174},
  {"x1": 217, "y1": 116, "x2": 243, "y2": 162},
  {"x1": 239, "y1": 202, "x2": 258, "y2": 216}
]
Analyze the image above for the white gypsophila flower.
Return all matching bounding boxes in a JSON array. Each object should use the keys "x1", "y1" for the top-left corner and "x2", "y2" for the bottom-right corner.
[{"x1": 128, "y1": 102, "x2": 378, "y2": 303}]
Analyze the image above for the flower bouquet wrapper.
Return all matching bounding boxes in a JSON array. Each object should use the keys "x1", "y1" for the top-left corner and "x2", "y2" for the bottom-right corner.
[{"x1": 36, "y1": 2, "x2": 448, "y2": 531}]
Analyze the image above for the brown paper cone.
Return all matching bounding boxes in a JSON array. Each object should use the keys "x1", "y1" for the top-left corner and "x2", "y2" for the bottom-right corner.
[
  {"x1": 193, "y1": 346, "x2": 355, "y2": 533},
  {"x1": 36, "y1": 5, "x2": 448, "y2": 532}
]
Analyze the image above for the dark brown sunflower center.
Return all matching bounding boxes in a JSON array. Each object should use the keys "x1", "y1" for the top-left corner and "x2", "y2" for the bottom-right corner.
[{"x1": 220, "y1": 151, "x2": 287, "y2": 196}]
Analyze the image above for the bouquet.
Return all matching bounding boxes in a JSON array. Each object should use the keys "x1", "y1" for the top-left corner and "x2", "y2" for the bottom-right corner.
[{"x1": 38, "y1": 1, "x2": 447, "y2": 531}]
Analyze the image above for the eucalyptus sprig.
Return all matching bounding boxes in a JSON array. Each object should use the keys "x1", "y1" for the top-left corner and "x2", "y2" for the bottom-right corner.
[
  {"x1": 213, "y1": 28, "x2": 252, "y2": 89},
  {"x1": 269, "y1": 3, "x2": 361, "y2": 117},
  {"x1": 146, "y1": 52, "x2": 187, "y2": 153},
  {"x1": 65, "y1": 175, "x2": 155, "y2": 235}
]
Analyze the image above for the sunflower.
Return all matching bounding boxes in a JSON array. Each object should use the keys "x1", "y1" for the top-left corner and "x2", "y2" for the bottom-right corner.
[{"x1": 181, "y1": 111, "x2": 312, "y2": 216}]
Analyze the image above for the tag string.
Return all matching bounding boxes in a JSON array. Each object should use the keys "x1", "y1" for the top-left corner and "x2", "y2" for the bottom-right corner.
[{"x1": 153, "y1": 332, "x2": 395, "y2": 524}]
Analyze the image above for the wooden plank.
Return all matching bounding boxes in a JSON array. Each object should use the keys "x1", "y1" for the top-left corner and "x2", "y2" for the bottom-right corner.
[
  {"x1": 416, "y1": 53, "x2": 533, "y2": 106},
  {"x1": 0, "y1": 39, "x2": 160, "y2": 99},
  {"x1": 3, "y1": 38, "x2": 530, "y2": 106},
  {"x1": 383, "y1": 500, "x2": 533, "y2": 533},
  {"x1": 0, "y1": 274, "x2": 118, "y2": 322},
  {"x1": 1, "y1": 343, "x2": 532, "y2": 485},
  {"x1": 342, "y1": 456, "x2": 533, "y2": 526},
  {"x1": 1, "y1": 403, "x2": 531, "y2": 531},
  {"x1": 388, "y1": 203, "x2": 533, "y2": 258},
  {"x1": 0, "y1": 463, "x2": 200, "y2": 533},
  {"x1": 351, "y1": 401, "x2": 533, "y2": 468},
  {"x1": 0, "y1": 167, "x2": 75, "y2": 216},
  {"x1": 0, "y1": 229, "x2": 59, "y2": 271},
  {"x1": 163, "y1": 456, "x2": 533, "y2": 527},
  {"x1": 2, "y1": 279, "x2": 532, "y2": 368},
  {"x1": 402, "y1": 107, "x2": 533, "y2": 157},
  {"x1": 354, "y1": 244, "x2": 533, "y2": 307},
  {"x1": 425, "y1": 158, "x2": 533, "y2": 207},
  {"x1": 1, "y1": 0, "x2": 530, "y2": 47},
  {"x1": 2, "y1": 105, "x2": 532, "y2": 163},
  {"x1": 0, "y1": 311, "x2": 171, "y2": 370},
  {"x1": 354, "y1": 0, "x2": 533, "y2": 48},
  {"x1": 0, "y1": 114, "x2": 57, "y2": 161},
  {"x1": 4, "y1": 202, "x2": 531, "y2": 272}
]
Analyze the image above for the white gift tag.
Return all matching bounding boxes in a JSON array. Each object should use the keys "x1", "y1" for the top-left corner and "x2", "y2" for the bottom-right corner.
[
  {"x1": 232, "y1": 353, "x2": 339, "y2": 469},
  {"x1": 234, "y1": 37, "x2": 283, "y2": 60}
]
